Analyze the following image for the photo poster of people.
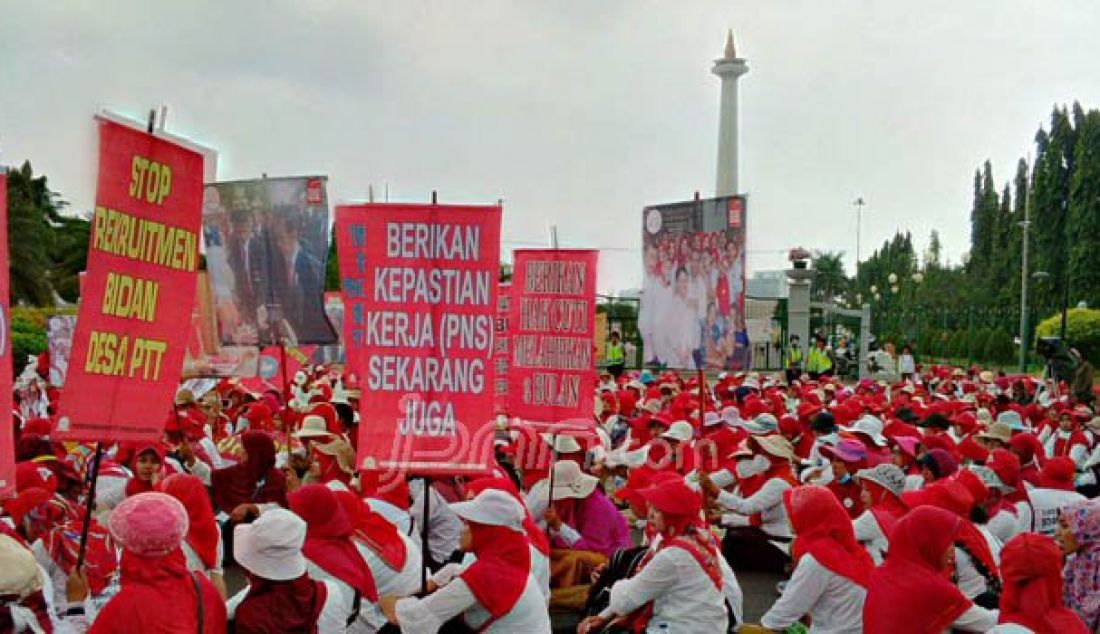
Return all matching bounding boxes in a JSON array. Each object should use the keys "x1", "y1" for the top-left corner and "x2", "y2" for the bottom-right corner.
[
  {"x1": 638, "y1": 195, "x2": 750, "y2": 371},
  {"x1": 202, "y1": 176, "x2": 338, "y2": 348}
]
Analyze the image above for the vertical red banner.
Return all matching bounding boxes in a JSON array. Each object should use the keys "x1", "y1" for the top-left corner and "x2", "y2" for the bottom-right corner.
[
  {"x1": 0, "y1": 172, "x2": 13, "y2": 497},
  {"x1": 494, "y1": 283, "x2": 511, "y2": 415},
  {"x1": 508, "y1": 249, "x2": 598, "y2": 430},
  {"x1": 57, "y1": 119, "x2": 204, "y2": 442},
  {"x1": 336, "y1": 203, "x2": 502, "y2": 475}
]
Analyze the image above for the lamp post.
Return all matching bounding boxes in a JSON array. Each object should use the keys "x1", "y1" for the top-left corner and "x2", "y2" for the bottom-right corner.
[
  {"x1": 854, "y1": 197, "x2": 866, "y2": 268},
  {"x1": 1018, "y1": 157, "x2": 1032, "y2": 371}
]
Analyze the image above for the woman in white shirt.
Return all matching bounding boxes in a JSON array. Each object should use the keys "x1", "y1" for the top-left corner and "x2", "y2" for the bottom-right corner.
[
  {"x1": 380, "y1": 489, "x2": 550, "y2": 633},
  {"x1": 578, "y1": 479, "x2": 726, "y2": 634},
  {"x1": 758, "y1": 485, "x2": 871, "y2": 634},
  {"x1": 228, "y1": 509, "x2": 350, "y2": 633}
]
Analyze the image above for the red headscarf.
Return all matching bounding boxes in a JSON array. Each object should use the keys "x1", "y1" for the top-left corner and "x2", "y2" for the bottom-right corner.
[
  {"x1": 465, "y1": 477, "x2": 550, "y2": 556},
  {"x1": 287, "y1": 485, "x2": 377, "y2": 601},
  {"x1": 902, "y1": 479, "x2": 1000, "y2": 581},
  {"x1": 159, "y1": 473, "x2": 220, "y2": 570},
  {"x1": 785, "y1": 486, "x2": 873, "y2": 587},
  {"x1": 998, "y1": 533, "x2": 1089, "y2": 634},
  {"x1": 863, "y1": 506, "x2": 973, "y2": 633},
  {"x1": 332, "y1": 490, "x2": 408, "y2": 570},
  {"x1": 210, "y1": 431, "x2": 287, "y2": 513},
  {"x1": 235, "y1": 572, "x2": 328, "y2": 634},
  {"x1": 459, "y1": 515, "x2": 532, "y2": 622},
  {"x1": 125, "y1": 443, "x2": 166, "y2": 497},
  {"x1": 989, "y1": 448, "x2": 1031, "y2": 507},
  {"x1": 359, "y1": 470, "x2": 411, "y2": 511},
  {"x1": 89, "y1": 548, "x2": 226, "y2": 634}
]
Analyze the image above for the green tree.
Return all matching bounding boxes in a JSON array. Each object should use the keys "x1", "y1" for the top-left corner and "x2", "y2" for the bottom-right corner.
[
  {"x1": 1067, "y1": 110, "x2": 1100, "y2": 305},
  {"x1": 325, "y1": 224, "x2": 340, "y2": 291},
  {"x1": 5, "y1": 161, "x2": 65, "y2": 306},
  {"x1": 811, "y1": 251, "x2": 847, "y2": 303}
]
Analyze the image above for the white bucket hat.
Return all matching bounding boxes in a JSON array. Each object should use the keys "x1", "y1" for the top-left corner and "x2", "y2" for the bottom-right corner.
[
  {"x1": 541, "y1": 433, "x2": 582, "y2": 454},
  {"x1": 720, "y1": 406, "x2": 743, "y2": 427},
  {"x1": 293, "y1": 415, "x2": 332, "y2": 439},
  {"x1": 450, "y1": 489, "x2": 525, "y2": 532},
  {"x1": 703, "y1": 412, "x2": 722, "y2": 427},
  {"x1": 549, "y1": 460, "x2": 599, "y2": 500},
  {"x1": 843, "y1": 415, "x2": 888, "y2": 446},
  {"x1": 661, "y1": 421, "x2": 695, "y2": 442},
  {"x1": 233, "y1": 509, "x2": 308, "y2": 581}
]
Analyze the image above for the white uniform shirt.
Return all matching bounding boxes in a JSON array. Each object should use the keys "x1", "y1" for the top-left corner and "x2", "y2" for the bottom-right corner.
[
  {"x1": 601, "y1": 546, "x2": 728, "y2": 633},
  {"x1": 852, "y1": 511, "x2": 889, "y2": 565},
  {"x1": 409, "y1": 480, "x2": 463, "y2": 565},
  {"x1": 760, "y1": 554, "x2": 866, "y2": 634},
  {"x1": 356, "y1": 534, "x2": 424, "y2": 630},
  {"x1": 395, "y1": 575, "x2": 550, "y2": 634},
  {"x1": 1044, "y1": 431, "x2": 1090, "y2": 468},
  {"x1": 716, "y1": 478, "x2": 793, "y2": 538},
  {"x1": 182, "y1": 538, "x2": 225, "y2": 577},
  {"x1": 1028, "y1": 487, "x2": 1086, "y2": 537}
]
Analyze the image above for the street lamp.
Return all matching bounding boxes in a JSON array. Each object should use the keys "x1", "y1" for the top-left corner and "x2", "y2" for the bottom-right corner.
[
  {"x1": 888, "y1": 273, "x2": 898, "y2": 285},
  {"x1": 912, "y1": 272, "x2": 924, "y2": 284}
]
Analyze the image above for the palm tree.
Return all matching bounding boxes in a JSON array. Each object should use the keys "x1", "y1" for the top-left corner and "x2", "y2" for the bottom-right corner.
[{"x1": 812, "y1": 251, "x2": 849, "y2": 304}]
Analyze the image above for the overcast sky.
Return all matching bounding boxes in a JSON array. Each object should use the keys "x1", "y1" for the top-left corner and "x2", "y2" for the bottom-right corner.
[{"x1": 3, "y1": 1, "x2": 1099, "y2": 294}]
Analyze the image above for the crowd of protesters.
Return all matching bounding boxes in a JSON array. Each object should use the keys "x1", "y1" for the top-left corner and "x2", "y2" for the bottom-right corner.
[{"x1": 2, "y1": 354, "x2": 1099, "y2": 633}]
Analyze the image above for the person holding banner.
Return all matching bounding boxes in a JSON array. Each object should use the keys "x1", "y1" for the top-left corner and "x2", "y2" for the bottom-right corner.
[{"x1": 379, "y1": 489, "x2": 552, "y2": 633}]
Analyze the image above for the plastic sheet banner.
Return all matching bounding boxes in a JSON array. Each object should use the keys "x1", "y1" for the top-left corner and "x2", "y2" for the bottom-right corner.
[
  {"x1": 337, "y1": 203, "x2": 501, "y2": 475},
  {"x1": 0, "y1": 172, "x2": 14, "y2": 496},
  {"x1": 57, "y1": 118, "x2": 203, "y2": 442},
  {"x1": 508, "y1": 249, "x2": 598, "y2": 431}
]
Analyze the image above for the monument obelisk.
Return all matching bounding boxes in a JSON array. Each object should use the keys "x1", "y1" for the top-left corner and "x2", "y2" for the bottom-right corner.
[{"x1": 712, "y1": 30, "x2": 748, "y2": 197}]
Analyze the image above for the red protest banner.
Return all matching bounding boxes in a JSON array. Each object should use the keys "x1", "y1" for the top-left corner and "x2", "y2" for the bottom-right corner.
[
  {"x1": 493, "y1": 283, "x2": 511, "y2": 415},
  {"x1": 0, "y1": 172, "x2": 13, "y2": 496},
  {"x1": 57, "y1": 118, "x2": 203, "y2": 442},
  {"x1": 337, "y1": 203, "x2": 501, "y2": 475},
  {"x1": 508, "y1": 249, "x2": 598, "y2": 430}
]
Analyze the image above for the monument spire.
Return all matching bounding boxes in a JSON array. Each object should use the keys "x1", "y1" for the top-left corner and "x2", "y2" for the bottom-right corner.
[{"x1": 712, "y1": 29, "x2": 748, "y2": 197}]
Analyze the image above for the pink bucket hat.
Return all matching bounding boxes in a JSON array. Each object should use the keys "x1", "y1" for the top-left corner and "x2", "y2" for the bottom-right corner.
[{"x1": 108, "y1": 492, "x2": 189, "y2": 557}]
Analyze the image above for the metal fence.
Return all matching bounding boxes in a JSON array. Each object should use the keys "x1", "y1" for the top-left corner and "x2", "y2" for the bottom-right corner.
[{"x1": 870, "y1": 304, "x2": 1064, "y2": 371}]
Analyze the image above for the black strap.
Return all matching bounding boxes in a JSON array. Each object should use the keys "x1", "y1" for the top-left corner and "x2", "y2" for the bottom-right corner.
[
  {"x1": 189, "y1": 572, "x2": 205, "y2": 634},
  {"x1": 346, "y1": 590, "x2": 361, "y2": 627}
]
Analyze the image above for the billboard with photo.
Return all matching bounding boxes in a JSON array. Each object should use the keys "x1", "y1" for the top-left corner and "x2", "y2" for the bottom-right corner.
[
  {"x1": 638, "y1": 195, "x2": 749, "y2": 370},
  {"x1": 202, "y1": 176, "x2": 337, "y2": 347}
]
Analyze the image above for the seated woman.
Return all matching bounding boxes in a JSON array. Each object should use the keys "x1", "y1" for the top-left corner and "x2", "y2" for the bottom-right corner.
[
  {"x1": 229, "y1": 508, "x2": 350, "y2": 633},
  {"x1": 380, "y1": 489, "x2": 551, "y2": 633},
  {"x1": 159, "y1": 473, "x2": 227, "y2": 598},
  {"x1": 287, "y1": 484, "x2": 381, "y2": 632},
  {"x1": 542, "y1": 461, "x2": 631, "y2": 605},
  {"x1": 852, "y1": 463, "x2": 908, "y2": 564},
  {"x1": 753, "y1": 486, "x2": 872, "y2": 634},
  {"x1": 863, "y1": 506, "x2": 998, "y2": 633},
  {"x1": 578, "y1": 479, "x2": 726, "y2": 634},
  {"x1": 993, "y1": 532, "x2": 1087, "y2": 633},
  {"x1": 89, "y1": 492, "x2": 227, "y2": 633},
  {"x1": 701, "y1": 435, "x2": 797, "y2": 573}
]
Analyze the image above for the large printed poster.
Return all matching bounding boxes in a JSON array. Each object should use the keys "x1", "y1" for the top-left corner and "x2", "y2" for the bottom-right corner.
[
  {"x1": 57, "y1": 118, "x2": 203, "y2": 442},
  {"x1": 337, "y1": 203, "x2": 502, "y2": 475},
  {"x1": 202, "y1": 176, "x2": 336, "y2": 347},
  {"x1": 638, "y1": 196, "x2": 749, "y2": 370}
]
